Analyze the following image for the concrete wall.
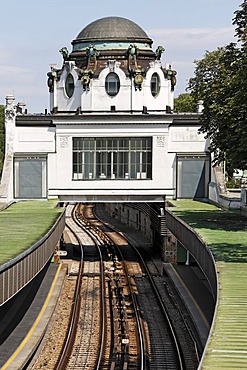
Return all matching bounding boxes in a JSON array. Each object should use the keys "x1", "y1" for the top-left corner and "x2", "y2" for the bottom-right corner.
[{"x1": 104, "y1": 203, "x2": 153, "y2": 243}]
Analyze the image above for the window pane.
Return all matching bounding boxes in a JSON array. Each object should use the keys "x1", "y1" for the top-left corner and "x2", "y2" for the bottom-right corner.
[
  {"x1": 72, "y1": 137, "x2": 152, "y2": 180},
  {"x1": 151, "y1": 73, "x2": 160, "y2": 97},
  {"x1": 73, "y1": 138, "x2": 82, "y2": 150},
  {"x1": 84, "y1": 152, "x2": 94, "y2": 178},
  {"x1": 65, "y1": 73, "x2": 75, "y2": 98},
  {"x1": 105, "y1": 73, "x2": 120, "y2": 96}
]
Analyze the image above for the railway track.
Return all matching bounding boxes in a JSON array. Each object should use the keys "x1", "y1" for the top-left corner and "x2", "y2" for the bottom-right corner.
[
  {"x1": 77, "y1": 204, "x2": 144, "y2": 370},
  {"x1": 30, "y1": 202, "x2": 199, "y2": 370},
  {"x1": 55, "y1": 204, "x2": 105, "y2": 370},
  {"x1": 92, "y1": 207, "x2": 187, "y2": 370},
  {"x1": 93, "y1": 203, "x2": 199, "y2": 370}
]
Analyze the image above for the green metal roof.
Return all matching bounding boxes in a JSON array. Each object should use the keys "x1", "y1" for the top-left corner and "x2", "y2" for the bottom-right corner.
[
  {"x1": 203, "y1": 262, "x2": 247, "y2": 369},
  {"x1": 168, "y1": 200, "x2": 247, "y2": 369}
]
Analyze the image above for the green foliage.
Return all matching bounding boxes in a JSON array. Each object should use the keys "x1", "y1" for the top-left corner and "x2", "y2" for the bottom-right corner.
[
  {"x1": 226, "y1": 178, "x2": 241, "y2": 188},
  {"x1": 188, "y1": 1, "x2": 247, "y2": 171},
  {"x1": 0, "y1": 105, "x2": 4, "y2": 176},
  {"x1": 174, "y1": 93, "x2": 197, "y2": 113},
  {"x1": 233, "y1": 0, "x2": 247, "y2": 42}
]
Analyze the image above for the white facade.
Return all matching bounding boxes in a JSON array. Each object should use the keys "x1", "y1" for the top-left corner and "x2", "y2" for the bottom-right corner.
[
  {"x1": 50, "y1": 59, "x2": 174, "y2": 113},
  {"x1": 0, "y1": 17, "x2": 210, "y2": 203}
]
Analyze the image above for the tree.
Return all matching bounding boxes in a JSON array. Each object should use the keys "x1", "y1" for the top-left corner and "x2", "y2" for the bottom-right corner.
[
  {"x1": 188, "y1": 0, "x2": 247, "y2": 172},
  {"x1": 174, "y1": 93, "x2": 197, "y2": 113},
  {"x1": 234, "y1": 0, "x2": 247, "y2": 42},
  {"x1": 0, "y1": 105, "x2": 4, "y2": 177}
]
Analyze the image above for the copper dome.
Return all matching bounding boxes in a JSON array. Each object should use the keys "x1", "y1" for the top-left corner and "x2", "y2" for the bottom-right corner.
[{"x1": 73, "y1": 16, "x2": 152, "y2": 45}]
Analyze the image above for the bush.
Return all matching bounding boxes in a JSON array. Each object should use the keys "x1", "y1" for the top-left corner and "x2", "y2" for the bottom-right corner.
[{"x1": 226, "y1": 178, "x2": 241, "y2": 188}]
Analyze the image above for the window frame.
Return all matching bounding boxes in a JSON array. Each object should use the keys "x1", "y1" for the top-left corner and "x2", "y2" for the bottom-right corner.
[
  {"x1": 150, "y1": 72, "x2": 160, "y2": 97},
  {"x1": 105, "y1": 72, "x2": 120, "y2": 97},
  {"x1": 65, "y1": 73, "x2": 75, "y2": 98},
  {"x1": 72, "y1": 137, "x2": 152, "y2": 180}
]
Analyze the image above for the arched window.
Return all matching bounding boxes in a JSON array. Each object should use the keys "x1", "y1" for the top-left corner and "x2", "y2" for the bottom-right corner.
[
  {"x1": 65, "y1": 73, "x2": 75, "y2": 98},
  {"x1": 105, "y1": 72, "x2": 120, "y2": 96},
  {"x1": 151, "y1": 73, "x2": 160, "y2": 97}
]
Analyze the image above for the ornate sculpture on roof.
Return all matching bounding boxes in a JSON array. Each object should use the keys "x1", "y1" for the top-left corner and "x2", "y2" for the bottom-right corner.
[
  {"x1": 127, "y1": 44, "x2": 138, "y2": 71},
  {"x1": 47, "y1": 75, "x2": 54, "y2": 92},
  {"x1": 86, "y1": 45, "x2": 100, "y2": 61},
  {"x1": 163, "y1": 66, "x2": 177, "y2": 91},
  {"x1": 155, "y1": 46, "x2": 165, "y2": 60},
  {"x1": 85, "y1": 45, "x2": 100, "y2": 71},
  {"x1": 59, "y1": 47, "x2": 70, "y2": 62},
  {"x1": 127, "y1": 44, "x2": 138, "y2": 56},
  {"x1": 133, "y1": 67, "x2": 145, "y2": 91},
  {"x1": 47, "y1": 65, "x2": 61, "y2": 93},
  {"x1": 80, "y1": 69, "x2": 94, "y2": 91}
]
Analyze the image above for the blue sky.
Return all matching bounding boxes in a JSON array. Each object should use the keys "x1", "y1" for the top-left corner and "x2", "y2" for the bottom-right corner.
[{"x1": 0, "y1": 0, "x2": 242, "y2": 112}]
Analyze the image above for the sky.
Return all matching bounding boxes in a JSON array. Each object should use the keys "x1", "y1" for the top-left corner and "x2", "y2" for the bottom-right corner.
[{"x1": 0, "y1": 0, "x2": 242, "y2": 113}]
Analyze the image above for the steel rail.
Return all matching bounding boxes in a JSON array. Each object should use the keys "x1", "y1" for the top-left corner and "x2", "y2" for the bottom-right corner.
[
  {"x1": 55, "y1": 203, "x2": 84, "y2": 370},
  {"x1": 94, "y1": 205, "x2": 185, "y2": 370},
  {"x1": 115, "y1": 244, "x2": 146, "y2": 370},
  {"x1": 88, "y1": 204, "x2": 146, "y2": 370},
  {"x1": 75, "y1": 204, "x2": 106, "y2": 370},
  {"x1": 131, "y1": 244, "x2": 185, "y2": 370},
  {"x1": 56, "y1": 203, "x2": 106, "y2": 370}
]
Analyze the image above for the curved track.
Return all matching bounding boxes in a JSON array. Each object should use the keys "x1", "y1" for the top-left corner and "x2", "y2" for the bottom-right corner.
[
  {"x1": 91, "y1": 205, "x2": 185, "y2": 370},
  {"x1": 55, "y1": 204, "x2": 105, "y2": 370},
  {"x1": 29, "y1": 202, "x2": 199, "y2": 370},
  {"x1": 77, "y1": 204, "x2": 144, "y2": 370},
  {"x1": 56, "y1": 204, "x2": 144, "y2": 370}
]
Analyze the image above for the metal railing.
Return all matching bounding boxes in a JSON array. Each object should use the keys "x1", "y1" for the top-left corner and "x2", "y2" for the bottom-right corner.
[{"x1": 166, "y1": 209, "x2": 217, "y2": 301}]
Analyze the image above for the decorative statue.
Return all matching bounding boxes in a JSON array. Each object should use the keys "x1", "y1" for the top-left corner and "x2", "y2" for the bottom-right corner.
[
  {"x1": 163, "y1": 67, "x2": 177, "y2": 91},
  {"x1": 171, "y1": 71, "x2": 177, "y2": 91},
  {"x1": 127, "y1": 44, "x2": 138, "y2": 71},
  {"x1": 133, "y1": 67, "x2": 145, "y2": 91},
  {"x1": 155, "y1": 46, "x2": 165, "y2": 60},
  {"x1": 86, "y1": 45, "x2": 99, "y2": 61},
  {"x1": 127, "y1": 44, "x2": 137, "y2": 56},
  {"x1": 47, "y1": 75, "x2": 54, "y2": 92},
  {"x1": 47, "y1": 66, "x2": 59, "y2": 93},
  {"x1": 80, "y1": 69, "x2": 94, "y2": 91},
  {"x1": 59, "y1": 47, "x2": 70, "y2": 61}
]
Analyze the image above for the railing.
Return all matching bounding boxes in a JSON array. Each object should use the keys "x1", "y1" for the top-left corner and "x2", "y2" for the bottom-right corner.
[{"x1": 166, "y1": 209, "x2": 217, "y2": 301}]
